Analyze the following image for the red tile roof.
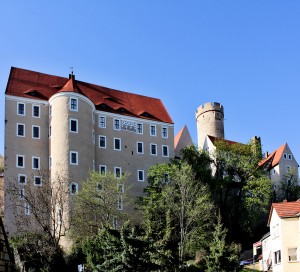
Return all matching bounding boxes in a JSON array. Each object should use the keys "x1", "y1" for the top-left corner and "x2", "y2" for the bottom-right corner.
[
  {"x1": 5, "y1": 67, "x2": 173, "y2": 124},
  {"x1": 207, "y1": 135, "x2": 240, "y2": 146},
  {"x1": 258, "y1": 143, "x2": 286, "y2": 170},
  {"x1": 174, "y1": 125, "x2": 193, "y2": 157},
  {"x1": 268, "y1": 200, "x2": 300, "y2": 225}
]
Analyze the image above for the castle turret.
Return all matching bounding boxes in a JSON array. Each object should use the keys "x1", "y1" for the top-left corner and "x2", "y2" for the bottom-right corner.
[{"x1": 195, "y1": 102, "x2": 224, "y2": 150}]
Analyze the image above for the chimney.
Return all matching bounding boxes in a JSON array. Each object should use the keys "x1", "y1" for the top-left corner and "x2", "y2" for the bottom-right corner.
[{"x1": 69, "y1": 71, "x2": 75, "y2": 80}]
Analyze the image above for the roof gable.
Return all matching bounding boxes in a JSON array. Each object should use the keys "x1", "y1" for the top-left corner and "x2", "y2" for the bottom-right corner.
[
  {"x1": 174, "y1": 125, "x2": 193, "y2": 157},
  {"x1": 258, "y1": 143, "x2": 287, "y2": 170},
  {"x1": 5, "y1": 67, "x2": 173, "y2": 124},
  {"x1": 268, "y1": 200, "x2": 300, "y2": 225}
]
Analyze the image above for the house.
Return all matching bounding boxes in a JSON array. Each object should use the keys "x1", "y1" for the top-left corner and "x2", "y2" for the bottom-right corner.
[
  {"x1": 4, "y1": 67, "x2": 174, "y2": 246},
  {"x1": 258, "y1": 143, "x2": 299, "y2": 200},
  {"x1": 265, "y1": 200, "x2": 300, "y2": 272}
]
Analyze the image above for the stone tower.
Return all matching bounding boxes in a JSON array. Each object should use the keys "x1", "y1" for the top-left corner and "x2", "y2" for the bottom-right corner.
[{"x1": 195, "y1": 102, "x2": 224, "y2": 149}]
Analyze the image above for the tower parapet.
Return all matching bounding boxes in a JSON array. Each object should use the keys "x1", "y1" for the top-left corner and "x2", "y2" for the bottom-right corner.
[{"x1": 195, "y1": 102, "x2": 225, "y2": 150}]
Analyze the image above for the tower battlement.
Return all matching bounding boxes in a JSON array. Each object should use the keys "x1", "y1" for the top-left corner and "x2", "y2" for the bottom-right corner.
[{"x1": 196, "y1": 102, "x2": 224, "y2": 118}]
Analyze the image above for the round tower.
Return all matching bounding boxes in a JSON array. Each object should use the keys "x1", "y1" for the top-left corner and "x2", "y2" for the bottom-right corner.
[{"x1": 195, "y1": 102, "x2": 224, "y2": 150}]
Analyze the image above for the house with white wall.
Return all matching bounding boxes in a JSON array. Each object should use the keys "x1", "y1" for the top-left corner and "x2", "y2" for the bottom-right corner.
[{"x1": 265, "y1": 200, "x2": 300, "y2": 272}]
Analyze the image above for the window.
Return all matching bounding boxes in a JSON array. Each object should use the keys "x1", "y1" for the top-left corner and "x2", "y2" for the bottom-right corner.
[
  {"x1": 97, "y1": 183, "x2": 103, "y2": 191},
  {"x1": 162, "y1": 127, "x2": 168, "y2": 138},
  {"x1": 150, "y1": 125, "x2": 156, "y2": 136},
  {"x1": 138, "y1": 170, "x2": 144, "y2": 182},
  {"x1": 70, "y1": 182, "x2": 78, "y2": 195},
  {"x1": 117, "y1": 195, "x2": 123, "y2": 210},
  {"x1": 162, "y1": 145, "x2": 169, "y2": 157},
  {"x1": 32, "y1": 157, "x2": 40, "y2": 170},
  {"x1": 137, "y1": 123, "x2": 143, "y2": 134},
  {"x1": 117, "y1": 184, "x2": 124, "y2": 193},
  {"x1": 70, "y1": 97, "x2": 78, "y2": 111},
  {"x1": 287, "y1": 165, "x2": 291, "y2": 174},
  {"x1": 273, "y1": 223, "x2": 279, "y2": 238},
  {"x1": 114, "y1": 138, "x2": 121, "y2": 151},
  {"x1": 150, "y1": 144, "x2": 157, "y2": 156},
  {"x1": 17, "y1": 123, "x2": 25, "y2": 137},
  {"x1": 99, "y1": 165, "x2": 106, "y2": 175},
  {"x1": 19, "y1": 188, "x2": 25, "y2": 199},
  {"x1": 25, "y1": 203, "x2": 30, "y2": 215},
  {"x1": 32, "y1": 126, "x2": 40, "y2": 139},
  {"x1": 274, "y1": 250, "x2": 281, "y2": 264},
  {"x1": 284, "y1": 153, "x2": 287, "y2": 159},
  {"x1": 69, "y1": 119, "x2": 78, "y2": 133},
  {"x1": 16, "y1": 155, "x2": 25, "y2": 168},
  {"x1": 34, "y1": 176, "x2": 42, "y2": 186},
  {"x1": 288, "y1": 248, "x2": 298, "y2": 261},
  {"x1": 137, "y1": 142, "x2": 144, "y2": 154},
  {"x1": 112, "y1": 217, "x2": 118, "y2": 229},
  {"x1": 32, "y1": 105, "x2": 40, "y2": 117},
  {"x1": 114, "y1": 167, "x2": 122, "y2": 178},
  {"x1": 18, "y1": 174, "x2": 27, "y2": 184},
  {"x1": 99, "y1": 136, "x2": 106, "y2": 148},
  {"x1": 17, "y1": 102, "x2": 25, "y2": 116},
  {"x1": 58, "y1": 208, "x2": 62, "y2": 225},
  {"x1": 70, "y1": 151, "x2": 78, "y2": 165},
  {"x1": 288, "y1": 154, "x2": 293, "y2": 160},
  {"x1": 114, "y1": 119, "x2": 120, "y2": 130},
  {"x1": 99, "y1": 116, "x2": 106, "y2": 128}
]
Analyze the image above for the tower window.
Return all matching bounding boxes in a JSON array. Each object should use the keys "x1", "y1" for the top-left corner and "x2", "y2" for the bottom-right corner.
[
  {"x1": 70, "y1": 119, "x2": 78, "y2": 133},
  {"x1": 16, "y1": 155, "x2": 25, "y2": 168},
  {"x1": 70, "y1": 151, "x2": 78, "y2": 165},
  {"x1": 18, "y1": 174, "x2": 27, "y2": 184},
  {"x1": 70, "y1": 97, "x2": 78, "y2": 111},
  {"x1": 34, "y1": 176, "x2": 42, "y2": 186}
]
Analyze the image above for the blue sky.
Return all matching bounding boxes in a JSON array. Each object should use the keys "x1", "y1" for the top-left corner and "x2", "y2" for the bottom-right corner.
[{"x1": 0, "y1": 1, "x2": 300, "y2": 162}]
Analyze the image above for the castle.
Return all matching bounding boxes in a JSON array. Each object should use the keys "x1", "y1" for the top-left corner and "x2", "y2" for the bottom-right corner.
[{"x1": 2, "y1": 67, "x2": 299, "y2": 248}]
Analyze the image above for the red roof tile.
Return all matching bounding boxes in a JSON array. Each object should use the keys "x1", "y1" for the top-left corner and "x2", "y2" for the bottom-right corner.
[
  {"x1": 268, "y1": 200, "x2": 300, "y2": 225},
  {"x1": 5, "y1": 67, "x2": 173, "y2": 124},
  {"x1": 258, "y1": 143, "x2": 286, "y2": 170}
]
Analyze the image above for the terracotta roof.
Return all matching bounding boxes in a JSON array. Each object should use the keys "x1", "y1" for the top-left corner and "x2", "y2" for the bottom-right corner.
[
  {"x1": 207, "y1": 135, "x2": 240, "y2": 146},
  {"x1": 5, "y1": 67, "x2": 173, "y2": 124},
  {"x1": 268, "y1": 200, "x2": 300, "y2": 225},
  {"x1": 258, "y1": 143, "x2": 286, "y2": 170}
]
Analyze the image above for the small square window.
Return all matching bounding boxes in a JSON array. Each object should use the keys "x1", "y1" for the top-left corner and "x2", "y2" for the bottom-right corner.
[
  {"x1": 150, "y1": 125, "x2": 156, "y2": 136},
  {"x1": 162, "y1": 145, "x2": 169, "y2": 157},
  {"x1": 70, "y1": 97, "x2": 78, "y2": 111},
  {"x1": 138, "y1": 170, "x2": 144, "y2": 182},
  {"x1": 34, "y1": 176, "x2": 42, "y2": 186},
  {"x1": 17, "y1": 103, "x2": 25, "y2": 116},
  {"x1": 162, "y1": 127, "x2": 168, "y2": 138},
  {"x1": 114, "y1": 138, "x2": 121, "y2": 151},
  {"x1": 99, "y1": 116, "x2": 106, "y2": 128},
  {"x1": 32, "y1": 126, "x2": 40, "y2": 139},
  {"x1": 70, "y1": 119, "x2": 78, "y2": 133},
  {"x1": 17, "y1": 123, "x2": 25, "y2": 137},
  {"x1": 32, "y1": 105, "x2": 40, "y2": 118},
  {"x1": 150, "y1": 144, "x2": 157, "y2": 156},
  {"x1": 99, "y1": 165, "x2": 106, "y2": 175},
  {"x1": 99, "y1": 136, "x2": 106, "y2": 148},
  {"x1": 115, "y1": 167, "x2": 122, "y2": 178},
  {"x1": 137, "y1": 142, "x2": 144, "y2": 154},
  {"x1": 114, "y1": 119, "x2": 120, "y2": 130},
  {"x1": 70, "y1": 151, "x2": 78, "y2": 165},
  {"x1": 32, "y1": 157, "x2": 40, "y2": 170},
  {"x1": 18, "y1": 174, "x2": 27, "y2": 184},
  {"x1": 137, "y1": 123, "x2": 143, "y2": 134},
  {"x1": 17, "y1": 155, "x2": 25, "y2": 168}
]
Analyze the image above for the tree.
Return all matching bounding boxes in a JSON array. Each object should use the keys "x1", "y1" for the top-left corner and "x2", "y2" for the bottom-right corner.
[
  {"x1": 71, "y1": 170, "x2": 130, "y2": 239},
  {"x1": 204, "y1": 214, "x2": 240, "y2": 272},
  {"x1": 276, "y1": 171, "x2": 300, "y2": 202},
  {"x1": 140, "y1": 162, "x2": 216, "y2": 268},
  {"x1": 212, "y1": 140, "x2": 272, "y2": 247},
  {"x1": 6, "y1": 170, "x2": 70, "y2": 248}
]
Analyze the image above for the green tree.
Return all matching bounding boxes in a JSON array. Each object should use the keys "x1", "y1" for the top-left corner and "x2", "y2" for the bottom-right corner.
[
  {"x1": 204, "y1": 214, "x2": 240, "y2": 272},
  {"x1": 276, "y1": 171, "x2": 300, "y2": 202},
  {"x1": 212, "y1": 140, "x2": 272, "y2": 247},
  {"x1": 71, "y1": 170, "x2": 130, "y2": 239}
]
